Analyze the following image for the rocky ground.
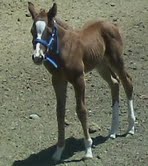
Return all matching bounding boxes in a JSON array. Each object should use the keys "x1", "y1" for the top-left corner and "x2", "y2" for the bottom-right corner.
[{"x1": 0, "y1": 0, "x2": 148, "y2": 165}]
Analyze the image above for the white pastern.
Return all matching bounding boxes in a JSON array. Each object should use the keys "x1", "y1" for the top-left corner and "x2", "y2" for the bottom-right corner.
[
  {"x1": 110, "y1": 101, "x2": 119, "y2": 139},
  {"x1": 84, "y1": 138, "x2": 93, "y2": 159},
  {"x1": 52, "y1": 146, "x2": 64, "y2": 161},
  {"x1": 127, "y1": 100, "x2": 135, "y2": 134}
]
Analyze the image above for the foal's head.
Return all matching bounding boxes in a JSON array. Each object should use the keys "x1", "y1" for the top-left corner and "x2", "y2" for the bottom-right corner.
[{"x1": 28, "y1": 2, "x2": 57, "y2": 65}]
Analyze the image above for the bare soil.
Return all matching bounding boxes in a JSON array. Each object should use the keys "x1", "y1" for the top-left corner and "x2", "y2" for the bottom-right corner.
[{"x1": 0, "y1": 0, "x2": 148, "y2": 166}]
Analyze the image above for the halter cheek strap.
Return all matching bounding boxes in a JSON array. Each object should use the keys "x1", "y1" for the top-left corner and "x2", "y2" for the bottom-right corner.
[{"x1": 35, "y1": 25, "x2": 60, "y2": 69}]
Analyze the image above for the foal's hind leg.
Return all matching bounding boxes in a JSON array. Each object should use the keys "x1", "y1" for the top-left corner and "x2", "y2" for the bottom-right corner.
[
  {"x1": 107, "y1": 52, "x2": 135, "y2": 135},
  {"x1": 73, "y1": 75, "x2": 93, "y2": 159},
  {"x1": 97, "y1": 65, "x2": 120, "y2": 138},
  {"x1": 117, "y1": 69, "x2": 135, "y2": 135},
  {"x1": 105, "y1": 35, "x2": 135, "y2": 135}
]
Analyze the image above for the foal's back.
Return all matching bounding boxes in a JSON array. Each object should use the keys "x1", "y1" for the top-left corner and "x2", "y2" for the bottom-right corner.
[{"x1": 79, "y1": 20, "x2": 123, "y2": 72}]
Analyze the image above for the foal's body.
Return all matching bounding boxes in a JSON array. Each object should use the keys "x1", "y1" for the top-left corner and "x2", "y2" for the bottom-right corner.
[{"x1": 28, "y1": 2, "x2": 135, "y2": 161}]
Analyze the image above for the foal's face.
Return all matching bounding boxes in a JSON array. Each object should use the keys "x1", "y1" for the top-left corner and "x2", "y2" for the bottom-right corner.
[{"x1": 28, "y1": 2, "x2": 57, "y2": 65}]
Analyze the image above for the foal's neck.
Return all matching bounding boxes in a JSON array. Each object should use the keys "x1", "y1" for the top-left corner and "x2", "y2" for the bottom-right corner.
[
  {"x1": 54, "y1": 19, "x2": 67, "y2": 40},
  {"x1": 55, "y1": 18, "x2": 72, "y2": 30}
]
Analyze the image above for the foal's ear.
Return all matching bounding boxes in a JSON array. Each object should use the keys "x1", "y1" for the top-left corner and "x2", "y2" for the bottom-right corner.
[
  {"x1": 28, "y1": 2, "x2": 38, "y2": 19},
  {"x1": 48, "y1": 3, "x2": 57, "y2": 20}
]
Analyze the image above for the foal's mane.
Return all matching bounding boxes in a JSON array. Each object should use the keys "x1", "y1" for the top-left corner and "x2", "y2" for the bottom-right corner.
[{"x1": 55, "y1": 18, "x2": 73, "y2": 30}]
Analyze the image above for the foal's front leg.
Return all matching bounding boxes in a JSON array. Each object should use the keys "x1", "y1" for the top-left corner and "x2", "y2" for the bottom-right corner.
[
  {"x1": 73, "y1": 75, "x2": 93, "y2": 159},
  {"x1": 52, "y1": 76, "x2": 67, "y2": 161}
]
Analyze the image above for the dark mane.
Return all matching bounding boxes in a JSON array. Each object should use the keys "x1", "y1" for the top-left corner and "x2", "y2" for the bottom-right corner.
[{"x1": 55, "y1": 18, "x2": 72, "y2": 30}]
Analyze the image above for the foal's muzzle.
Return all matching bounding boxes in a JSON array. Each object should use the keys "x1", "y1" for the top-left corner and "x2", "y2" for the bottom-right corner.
[{"x1": 32, "y1": 54, "x2": 44, "y2": 65}]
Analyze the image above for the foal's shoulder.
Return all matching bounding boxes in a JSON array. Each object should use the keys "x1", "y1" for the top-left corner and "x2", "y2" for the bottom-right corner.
[
  {"x1": 81, "y1": 19, "x2": 116, "y2": 33},
  {"x1": 82, "y1": 19, "x2": 119, "y2": 30},
  {"x1": 82, "y1": 19, "x2": 102, "y2": 29}
]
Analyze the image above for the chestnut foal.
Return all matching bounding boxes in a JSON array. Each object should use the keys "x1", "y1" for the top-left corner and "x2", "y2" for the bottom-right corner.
[{"x1": 28, "y1": 2, "x2": 135, "y2": 161}]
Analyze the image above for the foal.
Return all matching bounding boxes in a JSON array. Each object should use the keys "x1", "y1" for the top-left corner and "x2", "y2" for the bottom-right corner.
[{"x1": 28, "y1": 2, "x2": 135, "y2": 161}]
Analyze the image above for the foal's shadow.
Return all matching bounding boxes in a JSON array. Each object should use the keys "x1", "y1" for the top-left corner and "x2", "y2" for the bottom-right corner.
[{"x1": 12, "y1": 136, "x2": 108, "y2": 166}]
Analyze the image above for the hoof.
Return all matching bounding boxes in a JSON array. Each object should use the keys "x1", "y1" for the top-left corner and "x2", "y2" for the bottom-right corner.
[
  {"x1": 127, "y1": 125, "x2": 135, "y2": 135},
  {"x1": 52, "y1": 146, "x2": 64, "y2": 162},
  {"x1": 109, "y1": 133, "x2": 116, "y2": 139},
  {"x1": 83, "y1": 154, "x2": 93, "y2": 160},
  {"x1": 85, "y1": 151, "x2": 93, "y2": 158},
  {"x1": 52, "y1": 153, "x2": 61, "y2": 162},
  {"x1": 127, "y1": 129, "x2": 134, "y2": 135}
]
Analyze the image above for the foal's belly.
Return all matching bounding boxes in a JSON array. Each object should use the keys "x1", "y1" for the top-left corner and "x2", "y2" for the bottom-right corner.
[{"x1": 83, "y1": 53, "x2": 104, "y2": 73}]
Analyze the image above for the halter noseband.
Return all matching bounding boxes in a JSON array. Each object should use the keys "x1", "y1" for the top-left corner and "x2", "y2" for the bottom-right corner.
[{"x1": 35, "y1": 21, "x2": 60, "y2": 69}]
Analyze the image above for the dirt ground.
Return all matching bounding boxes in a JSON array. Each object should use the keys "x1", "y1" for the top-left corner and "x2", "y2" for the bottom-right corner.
[{"x1": 0, "y1": 0, "x2": 148, "y2": 165}]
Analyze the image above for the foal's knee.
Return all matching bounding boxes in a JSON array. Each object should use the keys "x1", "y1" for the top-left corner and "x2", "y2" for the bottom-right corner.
[
  {"x1": 110, "y1": 75, "x2": 120, "y2": 104},
  {"x1": 119, "y1": 71, "x2": 133, "y2": 100},
  {"x1": 126, "y1": 74, "x2": 133, "y2": 99},
  {"x1": 111, "y1": 76, "x2": 119, "y2": 91}
]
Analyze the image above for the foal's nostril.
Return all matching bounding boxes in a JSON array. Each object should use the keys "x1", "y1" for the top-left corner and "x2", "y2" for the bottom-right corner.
[
  {"x1": 32, "y1": 54, "x2": 35, "y2": 61},
  {"x1": 32, "y1": 55, "x2": 43, "y2": 64}
]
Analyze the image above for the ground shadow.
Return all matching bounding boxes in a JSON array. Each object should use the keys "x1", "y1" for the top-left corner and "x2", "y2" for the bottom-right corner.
[{"x1": 12, "y1": 136, "x2": 108, "y2": 166}]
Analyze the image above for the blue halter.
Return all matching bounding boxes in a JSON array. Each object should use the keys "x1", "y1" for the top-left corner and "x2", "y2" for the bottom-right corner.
[{"x1": 35, "y1": 25, "x2": 60, "y2": 69}]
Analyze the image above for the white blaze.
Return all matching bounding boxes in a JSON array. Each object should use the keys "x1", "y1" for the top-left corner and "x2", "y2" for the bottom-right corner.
[
  {"x1": 36, "y1": 21, "x2": 46, "y2": 37},
  {"x1": 34, "y1": 21, "x2": 46, "y2": 57}
]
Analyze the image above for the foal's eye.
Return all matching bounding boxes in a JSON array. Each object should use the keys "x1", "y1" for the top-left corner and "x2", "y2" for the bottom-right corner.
[
  {"x1": 31, "y1": 28, "x2": 35, "y2": 36},
  {"x1": 30, "y1": 24, "x2": 37, "y2": 35},
  {"x1": 32, "y1": 39, "x2": 36, "y2": 49},
  {"x1": 47, "y1": 27, "x2": 52, "y2": 34}
]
